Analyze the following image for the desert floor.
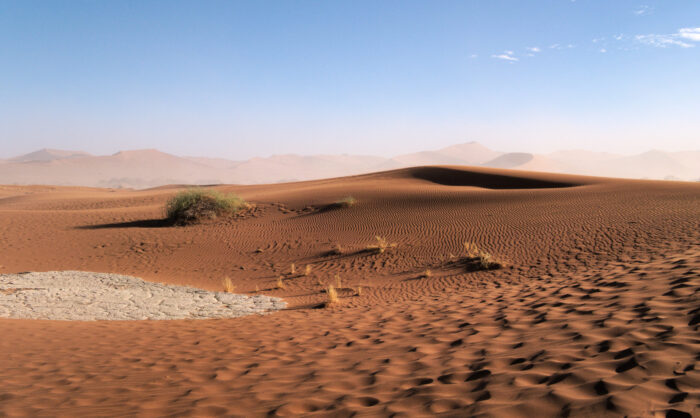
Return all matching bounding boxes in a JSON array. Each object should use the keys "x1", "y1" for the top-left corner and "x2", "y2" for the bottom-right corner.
[{"x1": 0, "y1": 166, "x2": 698, "y2": 417}]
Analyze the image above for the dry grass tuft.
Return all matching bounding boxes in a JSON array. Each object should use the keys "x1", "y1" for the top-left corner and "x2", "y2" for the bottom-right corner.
[
  {"x1": 478, "y1": 253, "x2": 502, "y2": 270},
  {"x1": 355, "y1": 286, "x2": 363, "y2": 296},
  {"x1": 326, "y1": 285, "x2": 339, "y2": 306},
  {"x1": 222, "y1": 276, "x2": 235, "y2": 293},
  {"x1": 464, "y1": 242, "x2": 480, "y2": 258},
  {"x1": 290, "y1": 263, "x2": 296, "y2": 275},
  {"x1": 330, "y1": 242, "x2": 344, "y2": 255},
  {"x1": 366, "y1": 236, "x2": 397, "y2": 254},
  {"x1": 304, "y1": 264, "x2": 312, "y2": 276},
  {"x1": 276, "y1": 276, "x2": 286, "y2": 290},
  {"x1": 334, "y1": 274, "x2": 342, "y2": 288},
  {"x1": 422, "y1": 269, "x2": 433, "y2": 278},
  {"x1": 463, "y1": 242, "x2": 503, "y2": 271},
  {"x1": 255, "y1": 284, "x2": 260, "y2": 293}
]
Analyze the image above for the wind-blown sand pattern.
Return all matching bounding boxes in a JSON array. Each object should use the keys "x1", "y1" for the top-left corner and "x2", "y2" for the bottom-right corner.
[
  {"x1": 0, "y1": 271, "x2": 285, "y2": 320},
  {"x1": 0, "y1": 166, "x2": 698, "y2": 417}
]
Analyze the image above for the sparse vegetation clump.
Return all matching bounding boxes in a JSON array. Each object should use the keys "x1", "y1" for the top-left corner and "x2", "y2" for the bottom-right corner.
[
  {"x1": 478, "y1": 253, "x2": 502, "y2": 270},
  {"x1": 330, "y1": 243, "x2": 344, "y2": 255},
  {"x1": 463, "y1": 242, "x2": 503, "y2": 271},
  {"x1": 326, "y1": 285, "x2": 339, "y2": 306},
  {"x1": 464, "y1": 242, "x2": 480, "y2": 259},
  {"x1": 334, "y1": 274, "x2": 342, "y2": 288},
  {"x1": 304, "y1": 264, "x2": 312, "y2": 276},
  {"x1": 366, "y1": 236, "x2": 397, "y2": 254},
  {"x1": 422, "y1": 269, "x2": 433, "y2": 278},
  {"x1": 334, "y1": 196, "x2": 357, "y2": 208},
  {"x1": 166, "y1": 188, "x2": 245, "y2": 225},
  {"x1": 222, "y1": 276, "x2": 235, "y2": 293},
  {"x1": 276, "y1": 276, "x2": 286, "y2": 290}
]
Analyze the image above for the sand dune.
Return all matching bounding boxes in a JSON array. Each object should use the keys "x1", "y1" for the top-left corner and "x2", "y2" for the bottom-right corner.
[
  {"x1": 9, "y1": 148, "x2": 92, "y2": 162},
  {"x1": 388, "y1": 142, "x2": 503, "y2": 168},
  {"x1": 0, "y1": 166, "x2": 698, "y2": 416},
  {"x1": 2, "y1": 142, "x2": 698, "y2": 188},
  {"x1": 225, "y1": 154, "x2": 389, "y2": 184}
]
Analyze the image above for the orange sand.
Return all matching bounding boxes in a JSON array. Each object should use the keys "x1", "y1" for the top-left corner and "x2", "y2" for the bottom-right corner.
[{"x1": 0, "y1": 166, "x2": 698, "y2": 417}]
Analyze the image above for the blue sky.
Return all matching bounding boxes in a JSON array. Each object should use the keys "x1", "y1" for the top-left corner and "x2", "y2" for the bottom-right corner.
[{"x1": 1, "y1": 0, "x2": 698, "y2": 159}]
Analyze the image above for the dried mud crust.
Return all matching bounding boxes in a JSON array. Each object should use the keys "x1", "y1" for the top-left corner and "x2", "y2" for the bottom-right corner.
[{"x1": 0, "y1": 271, "x2": 286, "y2": 321}]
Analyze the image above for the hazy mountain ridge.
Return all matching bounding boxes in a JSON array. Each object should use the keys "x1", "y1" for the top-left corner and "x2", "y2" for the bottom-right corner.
[
  {"x1": 9, "y1": 148, "x2": 92, "y2": 163},
  {"x1": 1, "y1": 142, "x2": 698, "y2": 188}
]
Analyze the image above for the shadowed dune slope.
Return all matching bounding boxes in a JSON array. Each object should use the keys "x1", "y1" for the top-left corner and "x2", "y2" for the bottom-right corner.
[
  {"x1": 394, "y1": 166, "x2": 591, "y2": 188},
  {"x1": 0, "y1": 166, "x2": 698, "y2": 417}
]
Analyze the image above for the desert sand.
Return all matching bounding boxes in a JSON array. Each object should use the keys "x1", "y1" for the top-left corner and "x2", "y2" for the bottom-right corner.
[{"x1": 0, "y1": 166, "x2": 698, "y2": 417}]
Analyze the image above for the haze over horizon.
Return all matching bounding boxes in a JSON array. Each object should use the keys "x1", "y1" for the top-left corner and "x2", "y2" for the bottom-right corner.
[
  {"x1": 1, "y1": 0, "x2": 699, "y2": 160},
  {"x1": 2, "y1": 141, "x2": 699, "y2": 161},
  {"x1": 2, "y1": 142, "x2": 699, "y2": 188}
]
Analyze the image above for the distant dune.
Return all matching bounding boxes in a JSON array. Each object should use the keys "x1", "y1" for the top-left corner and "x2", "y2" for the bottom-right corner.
[
  {"x1": 9, "y1": 148, "x2": 92, "y2": 162},
  {"x1": 1, "y1": 143, "x2": 698, "y2": 188}
]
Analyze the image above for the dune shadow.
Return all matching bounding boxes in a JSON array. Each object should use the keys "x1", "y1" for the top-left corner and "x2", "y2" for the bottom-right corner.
[
  {"x1": 446, "y1": 257, "x2": 503, "y2": 272},
  {"x1": 286, "y1": 302, "x2": 326, "y2": 311},
  {"x1": 77, "y1": 218, "x2": 175, "y2": 229},
  {"x1": 292, "y1": 203, "x2": 352, "y2": 219},
  {"x1": 313, "y1": 204, "x2": 340, "y2": 214},
  {"x1": 409, "y1": 167, "x2": 580, "y2": 189},
  {"x1": 319, "y1": 248, "x2": 380, "y2": 260}
]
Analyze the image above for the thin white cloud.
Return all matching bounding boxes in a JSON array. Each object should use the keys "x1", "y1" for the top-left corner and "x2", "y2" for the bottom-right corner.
[
  {"x1": 549, "y1": 43, "x2": 575, "y2": 50},
  {"x1": 469, "y1": 54, "x2": 478, "y2": 59},
  {"x1": 636, "y1": 33, "x2": 693, "y2": 48},
  {"x1": 491, "y1": 51, "x2": 518, "y2": 62},
  {"x1": 633, "y1": 27, "x2": 700, "y2": 48},
  {"x1": 491, "y1": 27, "x2": 700, "y2": 62},
  {"x1": 679, "y1": 27, "x2": 700, "y2": 42},
  {"x1": 633, "y1": 5, "x2": 653, "y2": 16}
]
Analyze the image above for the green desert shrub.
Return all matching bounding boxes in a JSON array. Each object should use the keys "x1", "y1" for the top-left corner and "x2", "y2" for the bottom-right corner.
[{"x1": 166, "y1": 188, "x2": 245, "y2": 224}]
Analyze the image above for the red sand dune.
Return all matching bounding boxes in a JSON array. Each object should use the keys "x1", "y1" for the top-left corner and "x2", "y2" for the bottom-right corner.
[{"x1": 0, "y1": 166, "x2": 699, "y2": 417}]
